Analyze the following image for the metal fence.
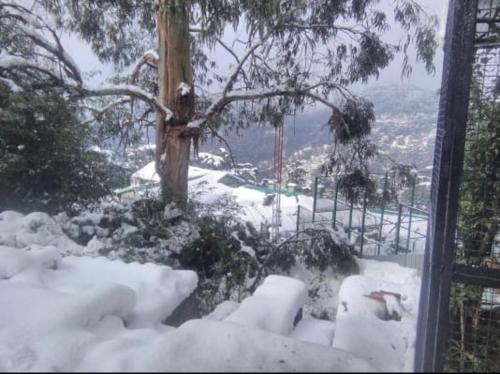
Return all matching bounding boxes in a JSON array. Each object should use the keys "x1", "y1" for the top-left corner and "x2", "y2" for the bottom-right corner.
[{"x1": 296, "y1": 174, "x2": 429, "y2": 262}]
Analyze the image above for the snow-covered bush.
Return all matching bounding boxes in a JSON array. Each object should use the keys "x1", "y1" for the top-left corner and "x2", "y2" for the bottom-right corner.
[
  {"x1": 58, "y1": 199, "x2": 199, "y2": 266},
  {"x1": 0, "y1": 210, "x2": 83, "y2": 255},
  {"x1": 58, "y1": 199, "x2": 264, "y2": 313},
  {"x1": 263, "y1": 228, "x2": 359, "y2": 276},
  {"x1": 178, "y1": 215, "x2": 266, "y2": 313}
]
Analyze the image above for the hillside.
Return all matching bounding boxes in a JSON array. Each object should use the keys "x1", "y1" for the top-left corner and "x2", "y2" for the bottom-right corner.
[{"x1": 200, "y1": 84, "x2": 439, "y2": 176}]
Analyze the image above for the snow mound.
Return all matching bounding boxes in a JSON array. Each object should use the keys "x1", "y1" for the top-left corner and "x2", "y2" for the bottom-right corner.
[
  {"x1": 203, "y1": 300, "x2": 240, "y2": 321},
  {"x1": 291, "y1": 318, "x2": 336, "y2": 346},
  {"x1": 43, "y1": 256, "x2": 198, "y2": 327},
  {"x1": 332, "y1": 259, "x2": 421, "y2": 372},
  {"x1": 77, "y1": 319, "x2": 375, "y2": 372},
  {"x1": 0, "y1": 211, "x2": 83, "y2": 255},
  {"x1": 0, "y1": 247, "x2": 374, "y2": 372},
  {"x1": 226, "y1": 275, "x2": 307, "y2": 335},
  {"x1": 0, "y1": 246, "x2": 198, "y2": 371},
  {"x1": 0, "y1": 245, "x2": 60, "y2": 280}
]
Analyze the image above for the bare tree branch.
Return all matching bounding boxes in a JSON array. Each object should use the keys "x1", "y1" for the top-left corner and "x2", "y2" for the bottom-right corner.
[{"x1": 222, "y1": 29, "x2": 274, "y2": 96}]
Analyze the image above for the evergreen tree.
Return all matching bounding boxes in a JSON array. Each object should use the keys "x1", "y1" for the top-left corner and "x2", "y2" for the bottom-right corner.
[
  {"x1": 0, "y1": 83, "x2": 126, "y2": 213},
  {"x1": 0, "y1": 0, "x2": 438, "y2": 209}
]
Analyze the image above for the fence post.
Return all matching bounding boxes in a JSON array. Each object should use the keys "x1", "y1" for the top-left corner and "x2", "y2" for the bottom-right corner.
[
  {"x1": 395, "y1": 203, "x2": 403, "y2": 254},
  {"x1": 360, "y1": 188, "x2": 368, "y2": 257},
  {"x1": 312, "y1": 176, "x2": 319, "y2": 223},
  {"x1": 296, "y1": 205, "x2": 301, "y2": 232},
  {"x1": 348, "y1": 199, "x2": 354, "y2": 240},
  {"x1": 406, "y1": 181, "x2": 416, "y2": 252},
  {"x1": 332, "y1": 179, "x2": 339, "y2": 229},
  {"x1": 377, "y1": 172, "x2": 389, "y2": 256}
]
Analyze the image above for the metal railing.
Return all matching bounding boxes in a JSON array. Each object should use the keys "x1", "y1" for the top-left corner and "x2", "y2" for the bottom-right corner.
[{"x1": 297, "y1": 174, "x2": 429, "y2": 260}]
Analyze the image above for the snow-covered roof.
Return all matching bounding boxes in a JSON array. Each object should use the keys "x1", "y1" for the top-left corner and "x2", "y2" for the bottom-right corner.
[
  {"x1": 129, "y1": 162, "x2": 318, "y2": 232},
  {"x1": 131, "y1": 161, "x2": 160, "y2": 182}
]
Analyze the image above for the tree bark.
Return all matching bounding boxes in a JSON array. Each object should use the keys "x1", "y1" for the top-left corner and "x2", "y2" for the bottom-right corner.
[{"x1": 156, "y1": 0, "x2": 195, "y2": 209}]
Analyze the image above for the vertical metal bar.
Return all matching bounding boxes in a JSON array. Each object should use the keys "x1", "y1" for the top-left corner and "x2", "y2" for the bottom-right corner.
[
  {"x1": 348, "y1": 199, "x2": 353, "y2": 240},
  {"x1": 332, "y1": 179, "x2": 339, "y2": 229},
  {"x1": 296, "y1": 205, "x2": 301, "y2": 232},
  {"x1": 377, "y1": 172, "x2": 389, "y2": 256},
  {"x1": 415, "y1": 0, "x2": 478, "y2": 371},
  {"x1": 395, "y1": 203, "x2": 403, "y2": 254},
  {"x1": 360, "y1": 188, "x2": 368, "y2": 257},
  {"x1": 406, "y1": 180, "x2": 416, "y2": 252},
  {"x1": 312, "y1": 176, "x2": 319, "y2": 224}
]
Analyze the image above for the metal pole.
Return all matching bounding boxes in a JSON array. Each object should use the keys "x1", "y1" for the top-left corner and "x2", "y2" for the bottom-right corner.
[
  {"x1": 348, "y1": 199, "x2": 353, "y2": 240},
  {"x1": 296, "y1": 205, "x2": 301, "y2": 232},
  {"x1": 406, "y1": 180, "x2": 416, "y2": 252},
  {"x1": 377, "y1": 172, "x2": 389, "y2": 256},
  {"x1": 332, "y1": 179, "x2": 339, "y2": 229},
  {"x1": 360, "y1": 189, "x2": 368, "y2": 257},
  {"x1": 395, "y1": 203, "x2": 403, "y2": 254},
  {"x1": 415, "y1": 1, "x2": 477, "y2": 370},
  {"x1": 312, "y1": 176, "x2": 319, "y2": 224}
]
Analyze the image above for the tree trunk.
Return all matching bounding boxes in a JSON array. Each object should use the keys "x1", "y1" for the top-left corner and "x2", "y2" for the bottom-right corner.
[{"x1": 156, "y1": 0, "x2": 195, "y2": 209}]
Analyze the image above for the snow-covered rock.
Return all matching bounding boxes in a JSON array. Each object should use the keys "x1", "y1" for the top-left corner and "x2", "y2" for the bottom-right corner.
[
  {"x1": 226, "y1": 275, "x2": 307, "y2": 335},
  {"x1": 332, "y1": 259, "x2": 421, "y2": 372}
]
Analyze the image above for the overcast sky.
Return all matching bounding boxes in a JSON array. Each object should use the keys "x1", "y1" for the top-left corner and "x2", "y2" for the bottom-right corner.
[{"x1": 58, "y1": 0, "x2": 449, "y2": 91}]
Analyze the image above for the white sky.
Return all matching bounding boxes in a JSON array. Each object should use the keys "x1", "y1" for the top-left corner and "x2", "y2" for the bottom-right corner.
[{"x1": 55, "y1": 0, "x2": 449, "y2": 90}]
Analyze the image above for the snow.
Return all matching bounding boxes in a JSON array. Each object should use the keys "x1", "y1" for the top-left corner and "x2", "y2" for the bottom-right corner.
[
  {"x1": 131, "y1": 162, "x2": 231, "y2": 189},
  {"x1": 142, "y1": 49, "x2": 159, "y2": 61},
  {"x1": 203, "y1": 300, "x2": 240, "y2": 321},
  {"x1": 291, "y1": 318, "x2": 336, "y2": 346},
  {"x1": 0, "y1": 52, "x2": 34, "y2": 69},
  {"x1": 77, "y1": 318, "x2": 375, "y2": 372},
  {"x1": 0, "y1": 245, "x2": 376, "y2": 372},
  {"x1": 226, "y1": 275, "x2": 307, "y2": 335},
  {"x1": 0, "y1": 77, "x2": 21, "y2": 92},
  {"x1": 42, "y1": 256, "x2": 198, "y2": 328},
  {"x1": 197, "y1": 152, "x2": 225, "y2": 168},
  {"x1": 0, "y1": 211, "x2": 83, "y2": 255},
  {"x1": 0, "y1": 246, "x2": 198, "y2": 371},
  {"x1": 82, "y1": 84, "x2": 173, "y2": 120},
  {"x1": 131, "y1": 161, "x2": 160, "y2": 183},
  {"x1": 16, "y1": 22, "x2": 80, "y2": 80},
  {"x1": 0, "y1": 246, "x2": 198, "y2": 325},
  {"x1": 289, "y1": 262, "x2": 345, "y2": 322},
  {"x1": 332, "y1": 259, "x2": 421, "y2": 372},
  {"x1": 135, "y1": 319, "x2": 375, "y2": 372},
  {"x1": 188, "y1": 167, "x2": 234, "y2": 204},
  {"x1": 187, "y1": 118, "x2": 204, "y2": 128},
  {"x1": 88, "y1": 145, "x2": 113, "y2": 161},
  {"x1": 233, "y1": 187, "x2": 301, "y2": 232},
  {"x1": 177, "y1": 82, "x2": 191, "y2": 96}
]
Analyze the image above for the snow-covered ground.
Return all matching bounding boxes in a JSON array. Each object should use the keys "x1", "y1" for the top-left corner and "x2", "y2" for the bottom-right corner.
[
  {"x1": 0, "y1": 162, "x2": 429, "y2": 371},
  {"x1": 127, "y1": 162, "x2": 315, "y2": 232},
  {"x1": 0, "y1": 242, "x2": 420, "y2": 372}
]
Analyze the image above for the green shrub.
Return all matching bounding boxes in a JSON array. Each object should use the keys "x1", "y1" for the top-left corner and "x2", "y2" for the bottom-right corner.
[{"x1": 0, "y1": 84, "x2": 127, "y2": 213}]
